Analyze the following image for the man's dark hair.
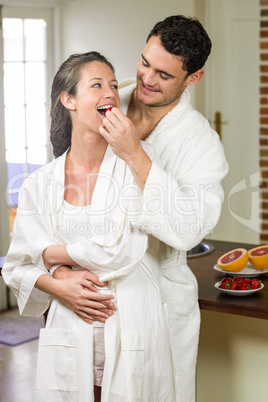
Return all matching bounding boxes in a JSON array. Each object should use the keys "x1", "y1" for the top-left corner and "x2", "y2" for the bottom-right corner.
[{"x1": 146, "y1": 15, "x2": 212, "y2": 76}]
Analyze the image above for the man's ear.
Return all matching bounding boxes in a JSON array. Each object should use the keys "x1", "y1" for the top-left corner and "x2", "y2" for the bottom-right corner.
[
  {"x1": 185, "y1": 69, "x2": 204, "y2": 87},
  {"x1": 60, "y1": 92, "x2": 76, "y2": 110}
]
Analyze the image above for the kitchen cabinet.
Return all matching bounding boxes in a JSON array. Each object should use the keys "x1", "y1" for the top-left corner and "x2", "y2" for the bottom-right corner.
[{"x1": 191, "y1": 240, "x2": 268, "y2": 402}]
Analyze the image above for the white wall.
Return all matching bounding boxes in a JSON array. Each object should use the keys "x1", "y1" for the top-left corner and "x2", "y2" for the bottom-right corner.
[
  {"x1": 60, "y1": 0, "x2": 196, "y2": 82},
  {"x1": 204, "y1": 0, "x2": 260, "y2": 244}
]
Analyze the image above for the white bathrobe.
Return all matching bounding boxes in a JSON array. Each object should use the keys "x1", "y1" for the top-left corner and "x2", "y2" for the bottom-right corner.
[
  {"x1": 117, "y1": 79, "x2": 229, "y2": 402},
  {"x1": 3, "y1": 143, "x2": 176, "y2": 402},
  {"x1": 3, "y1": 81, "x2": 228, "y2": 402}
]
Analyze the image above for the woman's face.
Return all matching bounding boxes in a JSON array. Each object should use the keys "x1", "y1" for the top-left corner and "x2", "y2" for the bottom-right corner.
[{"x1": 69, "y1": 61, "x2": 120, "y2": 134}]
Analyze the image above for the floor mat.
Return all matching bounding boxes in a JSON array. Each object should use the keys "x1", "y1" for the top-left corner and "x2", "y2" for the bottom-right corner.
[{"x1": 0, "y1": 308, "x2": 44, "y2": 346}]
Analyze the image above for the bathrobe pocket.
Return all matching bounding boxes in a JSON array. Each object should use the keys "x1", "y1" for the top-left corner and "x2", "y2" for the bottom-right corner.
[
  {"x1": 162, "y1": 264, "x2": 198, "y2": 316},
  {"x1": 35, "y1": 328, "x2": 77, "y2": 393},
  {"x1": 111, "y1": 333, "x2": 144, "y2": 398}
]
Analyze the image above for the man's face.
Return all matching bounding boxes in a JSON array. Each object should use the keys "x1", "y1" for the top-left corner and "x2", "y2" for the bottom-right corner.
[{"x1": 136, "y1": 35, "x2": 191, "y2": 108}]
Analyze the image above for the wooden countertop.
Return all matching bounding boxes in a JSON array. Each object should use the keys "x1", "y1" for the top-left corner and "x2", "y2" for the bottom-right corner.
[
  {"x1": 188, "y1": 239, "x2": 268, "y2": 319},
  {"x1": 2, "y1": 240, "x2": 268, "y2": 319}
]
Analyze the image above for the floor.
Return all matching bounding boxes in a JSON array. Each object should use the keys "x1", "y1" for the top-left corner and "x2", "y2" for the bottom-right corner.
[
  {"x1": 0, "y1": 210, "x2": 39, "y2": 401},
  {"x1": 0, "y1": 309, "x2": 38, "y2": 402}
]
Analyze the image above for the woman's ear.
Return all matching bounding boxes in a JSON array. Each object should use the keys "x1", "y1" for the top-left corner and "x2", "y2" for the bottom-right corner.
[
  {"x1": 60, "y1": 92, "x2": 76, "y2": 111},
  {"x1": 185, "y1": 69, "x2": 204, "y2": 87}
]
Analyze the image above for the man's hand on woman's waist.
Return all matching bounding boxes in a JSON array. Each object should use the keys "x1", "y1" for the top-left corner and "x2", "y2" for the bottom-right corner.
[{"x1": 52, "y1": 266, "x2": 115, "y2": 324}]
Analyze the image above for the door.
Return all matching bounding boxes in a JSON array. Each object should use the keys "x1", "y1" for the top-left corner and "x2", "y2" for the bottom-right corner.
[{"x1": 205, "y1": 0, "x2": 260, "y2": 243}]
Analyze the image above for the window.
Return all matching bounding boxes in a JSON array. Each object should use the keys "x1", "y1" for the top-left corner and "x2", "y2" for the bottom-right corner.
[
  {"x1": 0, "y1": 5, "x2": 55, "y2": 238},
  {"x1": 3, "y1": 17, "x2": 49, "y2": 206}
]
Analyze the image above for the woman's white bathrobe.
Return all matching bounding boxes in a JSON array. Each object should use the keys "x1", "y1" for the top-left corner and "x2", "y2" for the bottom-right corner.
[{"x1": 2, "y1": 143, "x2": 176, "y2": 402}]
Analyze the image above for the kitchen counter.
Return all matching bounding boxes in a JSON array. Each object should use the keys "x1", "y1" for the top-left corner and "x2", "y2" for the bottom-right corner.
[
  {"x1": 2, "y1": 240, "x2": 268, "y2": 319},
  {"x1": 188, "y1": 239, "x2": 268, "y2": 320}
]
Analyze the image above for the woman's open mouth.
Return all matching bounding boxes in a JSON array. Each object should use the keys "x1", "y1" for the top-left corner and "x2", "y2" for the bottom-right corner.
[{"x1": 97, "y1": 105, "x2": 113, "y2": 116}]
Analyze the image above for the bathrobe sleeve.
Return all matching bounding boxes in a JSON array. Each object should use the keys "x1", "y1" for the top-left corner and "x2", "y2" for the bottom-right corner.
[
  {"x1": 132, "y1": 121, "x2": 229, "y2": 251},
  {"x1": 2, "y1": 173, "x2": 57, "y2": 316},
  {"x1": 66, "y1": 226, "x2": 148, "y2": 283}
]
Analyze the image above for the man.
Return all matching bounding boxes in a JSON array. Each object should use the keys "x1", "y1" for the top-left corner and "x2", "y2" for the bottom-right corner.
[{"x1": 53, "y1": 15, "x2": 228, "y2": 401}]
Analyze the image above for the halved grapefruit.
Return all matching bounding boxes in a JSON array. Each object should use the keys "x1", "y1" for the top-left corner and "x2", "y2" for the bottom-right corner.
[
  {"x1": 217, "y1": 248, "x2": 248, "y2": 272},
  {"x1": 248, "y1": 245, "x2": 268, "y2": 270}
]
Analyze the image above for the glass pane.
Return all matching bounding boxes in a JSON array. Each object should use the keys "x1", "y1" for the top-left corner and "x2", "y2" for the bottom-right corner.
[
  {"x1": 3, "y1": 62, "x2": 25, "y2": 106},
  {"x1": 3, "y1": 19, "x2": 23, "y2": 61},
  {"x1": 7, "y1": 162, "x2": 26, "y2": 190},
  {"x1": 6, "y1": 148, "x2": 26, "y2": 164},
  {"x1": 28, "y1": 163, "x2": 43, "y2": 174},
  {"x1": 26, "y1": 105, "x2": 47, "y2": 147},
  {"x1": 5, "y1": 106, "x2": 26, "y2": 149},
  {"x1": 25, "y1": 19, "x2": 47, "y2": 61},
  {"x1": 3, "y1": 16, "x2": 49, "y2": 206},
  {"x1": 27, "y1": 146, "x2": 47, "y2": 164},
  {"x1": 7, "y1": 192, "x2": 19, "y2": 208},
  {"x1": 25, "y1": 62, "x2": 46, "y2": 104},
  {"x1": 6, "y1": 162, "x2": 27, "y2": 207}
]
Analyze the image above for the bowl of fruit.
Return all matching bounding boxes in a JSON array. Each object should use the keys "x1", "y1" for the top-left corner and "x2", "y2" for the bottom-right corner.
[{"x1": 215, "y1": 276, "x2": 264, "y2": 296}]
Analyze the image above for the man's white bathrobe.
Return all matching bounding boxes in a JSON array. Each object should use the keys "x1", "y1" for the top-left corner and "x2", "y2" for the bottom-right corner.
[{"x1": 118, "y1": 79, "x2": 229, "y2": 401}]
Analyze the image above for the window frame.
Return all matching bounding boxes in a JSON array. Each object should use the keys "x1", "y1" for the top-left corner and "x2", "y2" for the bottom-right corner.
[{"x1": 0, "y1": 4, "x2": 60, "y2": 255}]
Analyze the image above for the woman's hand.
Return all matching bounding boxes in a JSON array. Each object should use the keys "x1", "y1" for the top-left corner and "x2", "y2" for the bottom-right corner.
[
  {"x1": 54, "y1": 267, "x2": 115, "y2": 324},
  {"x1": 54, "y1": 275, "x2": 115, "y2": 325}
]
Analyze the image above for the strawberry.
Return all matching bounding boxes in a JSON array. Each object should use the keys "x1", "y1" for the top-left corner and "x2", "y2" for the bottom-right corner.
[
  {"x1": 219, "y1": 277, "x2": 232, "y2": 288},
  {"x1": 219, "y1": 280, "x2": 231, "y2": 289},
  {"x1": 237, "y1": 279, "x2": 251, "y2": 290},
  {"x1": 230, "y1": 281, "x2": 238, "y2": 290},
  {"x1": 221, "y1": 277, "x2": 233, "y2": 284},
  {"x1": 250, "y1": 279, "x2": 261, "y2": 290},
  {"x1": 233, "y1": 276, "x2": 243, "y2": 283},
  {"x1": 105, "y1": 106, "x2": 113, "y2": 116},
  {"x1": 237, "y1": 283, "x2": 248, "y2": 290}
]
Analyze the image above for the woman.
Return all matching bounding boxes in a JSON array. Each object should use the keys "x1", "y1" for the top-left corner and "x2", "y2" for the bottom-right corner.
[{"x1": 2, "y1": 52, "x2": 175, "y2": 401}]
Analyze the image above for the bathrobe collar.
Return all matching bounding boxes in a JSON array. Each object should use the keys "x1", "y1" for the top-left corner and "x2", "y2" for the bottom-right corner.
[{"x1": 51, "y1": 145, "x2": 116, "y2": 214}]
